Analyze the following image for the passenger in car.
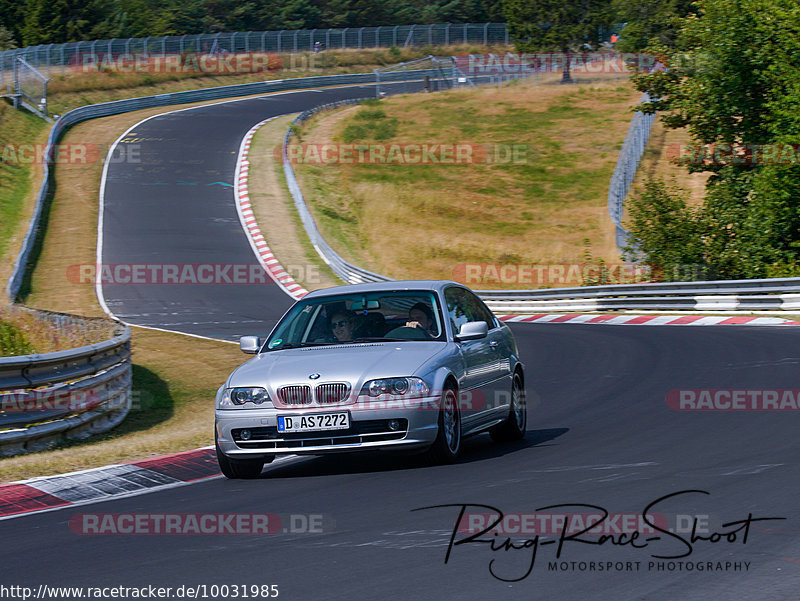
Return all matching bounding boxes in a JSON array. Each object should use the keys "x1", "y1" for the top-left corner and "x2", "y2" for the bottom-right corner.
[
  {"x1": 405, "y1": 302, "x2": 437, "y2": 337},
  {"x1": 329, "y1": 310, "x2": 357, "y2": 342}
]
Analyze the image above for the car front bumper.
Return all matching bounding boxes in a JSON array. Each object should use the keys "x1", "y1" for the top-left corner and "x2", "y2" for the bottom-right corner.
[{"x1": 215, "y1": 397, "x2": 441, "y2": 458}]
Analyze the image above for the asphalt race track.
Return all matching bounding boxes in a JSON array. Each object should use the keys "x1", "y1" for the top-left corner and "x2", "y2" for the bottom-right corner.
[
  {"x1": 3, "y1": 85, "x2": 799, "y2": 600},
  {"x1": 98, "y1": 82, "x2": 423, "y2": 340}
]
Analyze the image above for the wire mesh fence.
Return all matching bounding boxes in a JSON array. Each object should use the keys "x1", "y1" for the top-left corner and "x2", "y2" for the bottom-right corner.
[
  {"x1": 0, "y1": 23, "x2": 509, "y2": 86},
  {"x1": 11, "y1": 57, "x2": 49, "y2": 116},
  {"x1": 607, "y1": 93, "x2": 657, "y2": 250}
]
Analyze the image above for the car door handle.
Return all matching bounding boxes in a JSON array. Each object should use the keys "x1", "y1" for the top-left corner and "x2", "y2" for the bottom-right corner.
[{"x1": 488, "y1": 341, "x2": 499, "y2": 349}]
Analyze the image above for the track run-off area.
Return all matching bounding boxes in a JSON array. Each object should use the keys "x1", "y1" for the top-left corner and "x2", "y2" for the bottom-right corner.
[{"x1": 2, "y1": 82, "x2": 799, "y2": 600}]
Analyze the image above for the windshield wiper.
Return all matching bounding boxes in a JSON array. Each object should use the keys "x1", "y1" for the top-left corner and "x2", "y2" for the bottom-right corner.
[{"x1": 351, "y1": 337, "x2": 407, "y2": 342}]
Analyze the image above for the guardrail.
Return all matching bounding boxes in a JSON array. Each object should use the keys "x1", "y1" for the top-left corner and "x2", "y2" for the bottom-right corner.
[
  {"x1": 0, "y1": 307, "x2": 131, "y2": 456},
  {"x1": 477, "y1": 278, "x2": 800, "y2": 313},
  {"x1": 5, "y1": 68, "x2": 443, "y2": 303}
]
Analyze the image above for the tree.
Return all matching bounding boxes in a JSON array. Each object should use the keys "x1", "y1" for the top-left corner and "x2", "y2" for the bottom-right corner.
[
  {"x1": 0, "y1": 25, "x2": 16, "y2": 50},
  {"x1": 624, "y1": 181, "x2": 709, "y2": 280},
  {"x1": 631, "y1": 0, "x2": 800, "y2": 279},
  {"x1": 611, "y1": 0, "x2": 694, "y2": 52},
  {"x1": 502, "y1": 0, "x2": 614, "y2": 82}
]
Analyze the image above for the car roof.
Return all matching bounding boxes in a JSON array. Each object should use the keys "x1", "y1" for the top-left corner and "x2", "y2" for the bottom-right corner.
[{"x1": 302, "y1": 280, "x2": 466, "y2": 299}]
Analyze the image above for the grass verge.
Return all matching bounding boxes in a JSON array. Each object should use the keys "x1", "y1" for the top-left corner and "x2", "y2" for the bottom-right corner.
[
  {"x1": 291, "y1": 79, "x2": 643, "y2": 288},
  {"x1": 0, "y1": 102, "x2": 49, "y2": 289}
]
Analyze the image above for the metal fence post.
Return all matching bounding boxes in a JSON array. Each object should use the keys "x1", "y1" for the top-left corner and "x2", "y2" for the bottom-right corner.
[
  {"x1": 293, "y1": 30, "x2": 298, "y2": 52},
  {"x1": 484, "y1": 23, "x2": 489, "y2": 45}
]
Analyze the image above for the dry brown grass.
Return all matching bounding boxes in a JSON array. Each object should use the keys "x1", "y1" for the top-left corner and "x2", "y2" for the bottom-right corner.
[{"x1": 293, "y1": 80, "x2": 641, "y2": 286}]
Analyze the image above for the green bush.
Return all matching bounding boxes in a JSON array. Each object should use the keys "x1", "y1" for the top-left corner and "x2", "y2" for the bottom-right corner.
[
  {"x1": 0, "y1": 321, "x2": 35, "y2": 356},
  {"x1": 342, "y1": 124, "x2": 369, "y2": 143},
  {"x1": 623, "y1": 179, "x2": 710, "y2": 281},
  {"x1": 354, "y1": 108, "x2": 387, "y2": 120}
]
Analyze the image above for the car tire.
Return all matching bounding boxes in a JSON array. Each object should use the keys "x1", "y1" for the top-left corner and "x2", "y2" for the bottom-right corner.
[
  {"x1": 215, "y1": 431, "x2": 267, "y2": 479},
  {"x1": 426, "y1": 384, "x2": 461, "y2": 464},
  {"x1": 490, "y1": 372, "x2": 526, "y2": 443}
]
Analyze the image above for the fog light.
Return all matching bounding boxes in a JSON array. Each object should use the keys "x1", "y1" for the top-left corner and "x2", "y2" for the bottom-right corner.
[
  {"x1": 388, "y1": 419, "x2": 401, "y2": 431},
  {"x1": 240, "y1": 429, "x2": 252, "y2": 441}
]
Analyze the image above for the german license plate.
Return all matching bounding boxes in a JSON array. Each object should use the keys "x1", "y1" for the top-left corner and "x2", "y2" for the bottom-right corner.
[{"x1": 277, "y1": 412, "x2": 349, "y2": 433}]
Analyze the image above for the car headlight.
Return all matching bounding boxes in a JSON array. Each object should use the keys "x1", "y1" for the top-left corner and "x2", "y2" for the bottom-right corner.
[
  {"x1": 360, "y1": 377, "x2": 429, "y2": 398},
  {"x1": 218, "y1": 387, "x2": 272, "y2": 409}
]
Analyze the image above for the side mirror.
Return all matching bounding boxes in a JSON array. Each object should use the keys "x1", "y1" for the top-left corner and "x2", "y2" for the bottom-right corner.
[
  {"x1": 239, "y1": 336, "x2": 262, "y2": 354},
  {"x1": 455, "y1": 321, "x2": 488, "y2": 342}
]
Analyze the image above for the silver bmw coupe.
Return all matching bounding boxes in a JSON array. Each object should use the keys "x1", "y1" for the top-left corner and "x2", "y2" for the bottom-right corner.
[{"x1": 215, "y1": 281, "x2": 526, "y2": 478}]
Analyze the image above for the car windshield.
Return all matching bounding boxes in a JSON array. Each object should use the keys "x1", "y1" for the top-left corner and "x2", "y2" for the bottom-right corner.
[{"x1": 264, "y1": 291, "x2": 445, "y2": 351}]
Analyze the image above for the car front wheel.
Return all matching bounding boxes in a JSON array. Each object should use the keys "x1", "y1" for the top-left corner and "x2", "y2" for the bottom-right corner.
[
  {"x1": 215, "y1": 431, "x2": 270, "y2": 479},
  {"x1": 426, "y1": 385, "x2": 461, "y2": 464}
]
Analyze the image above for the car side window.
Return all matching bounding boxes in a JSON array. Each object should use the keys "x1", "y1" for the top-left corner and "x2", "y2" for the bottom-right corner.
[
  {"x1": 463, "y1": 290, "x2": 496, "y2": 330},
  {"x1": 444, "y1": 287, "x2": 471, "y2": 336}
]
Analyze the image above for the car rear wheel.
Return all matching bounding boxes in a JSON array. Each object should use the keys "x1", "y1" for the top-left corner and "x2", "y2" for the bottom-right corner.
[
  {"x1": 215, "y1": 431, "x2": 269, "y2": 479},
  {"x1": 426, "y1": 385, "x2": 461, "y2": 464},
  {"x1": 490, "y1": 372, "x2": 526, "y2": 442}
]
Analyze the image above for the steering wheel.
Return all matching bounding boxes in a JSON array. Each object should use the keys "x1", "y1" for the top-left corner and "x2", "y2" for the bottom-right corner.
[{"x1": 384, "y1": 326, "x2": 433, "y2": 340}]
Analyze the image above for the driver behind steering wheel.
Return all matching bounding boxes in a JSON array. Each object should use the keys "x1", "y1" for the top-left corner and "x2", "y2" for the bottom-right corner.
[{"x1": 404, "y1": 302, "x2": 437, "y2": 338}]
